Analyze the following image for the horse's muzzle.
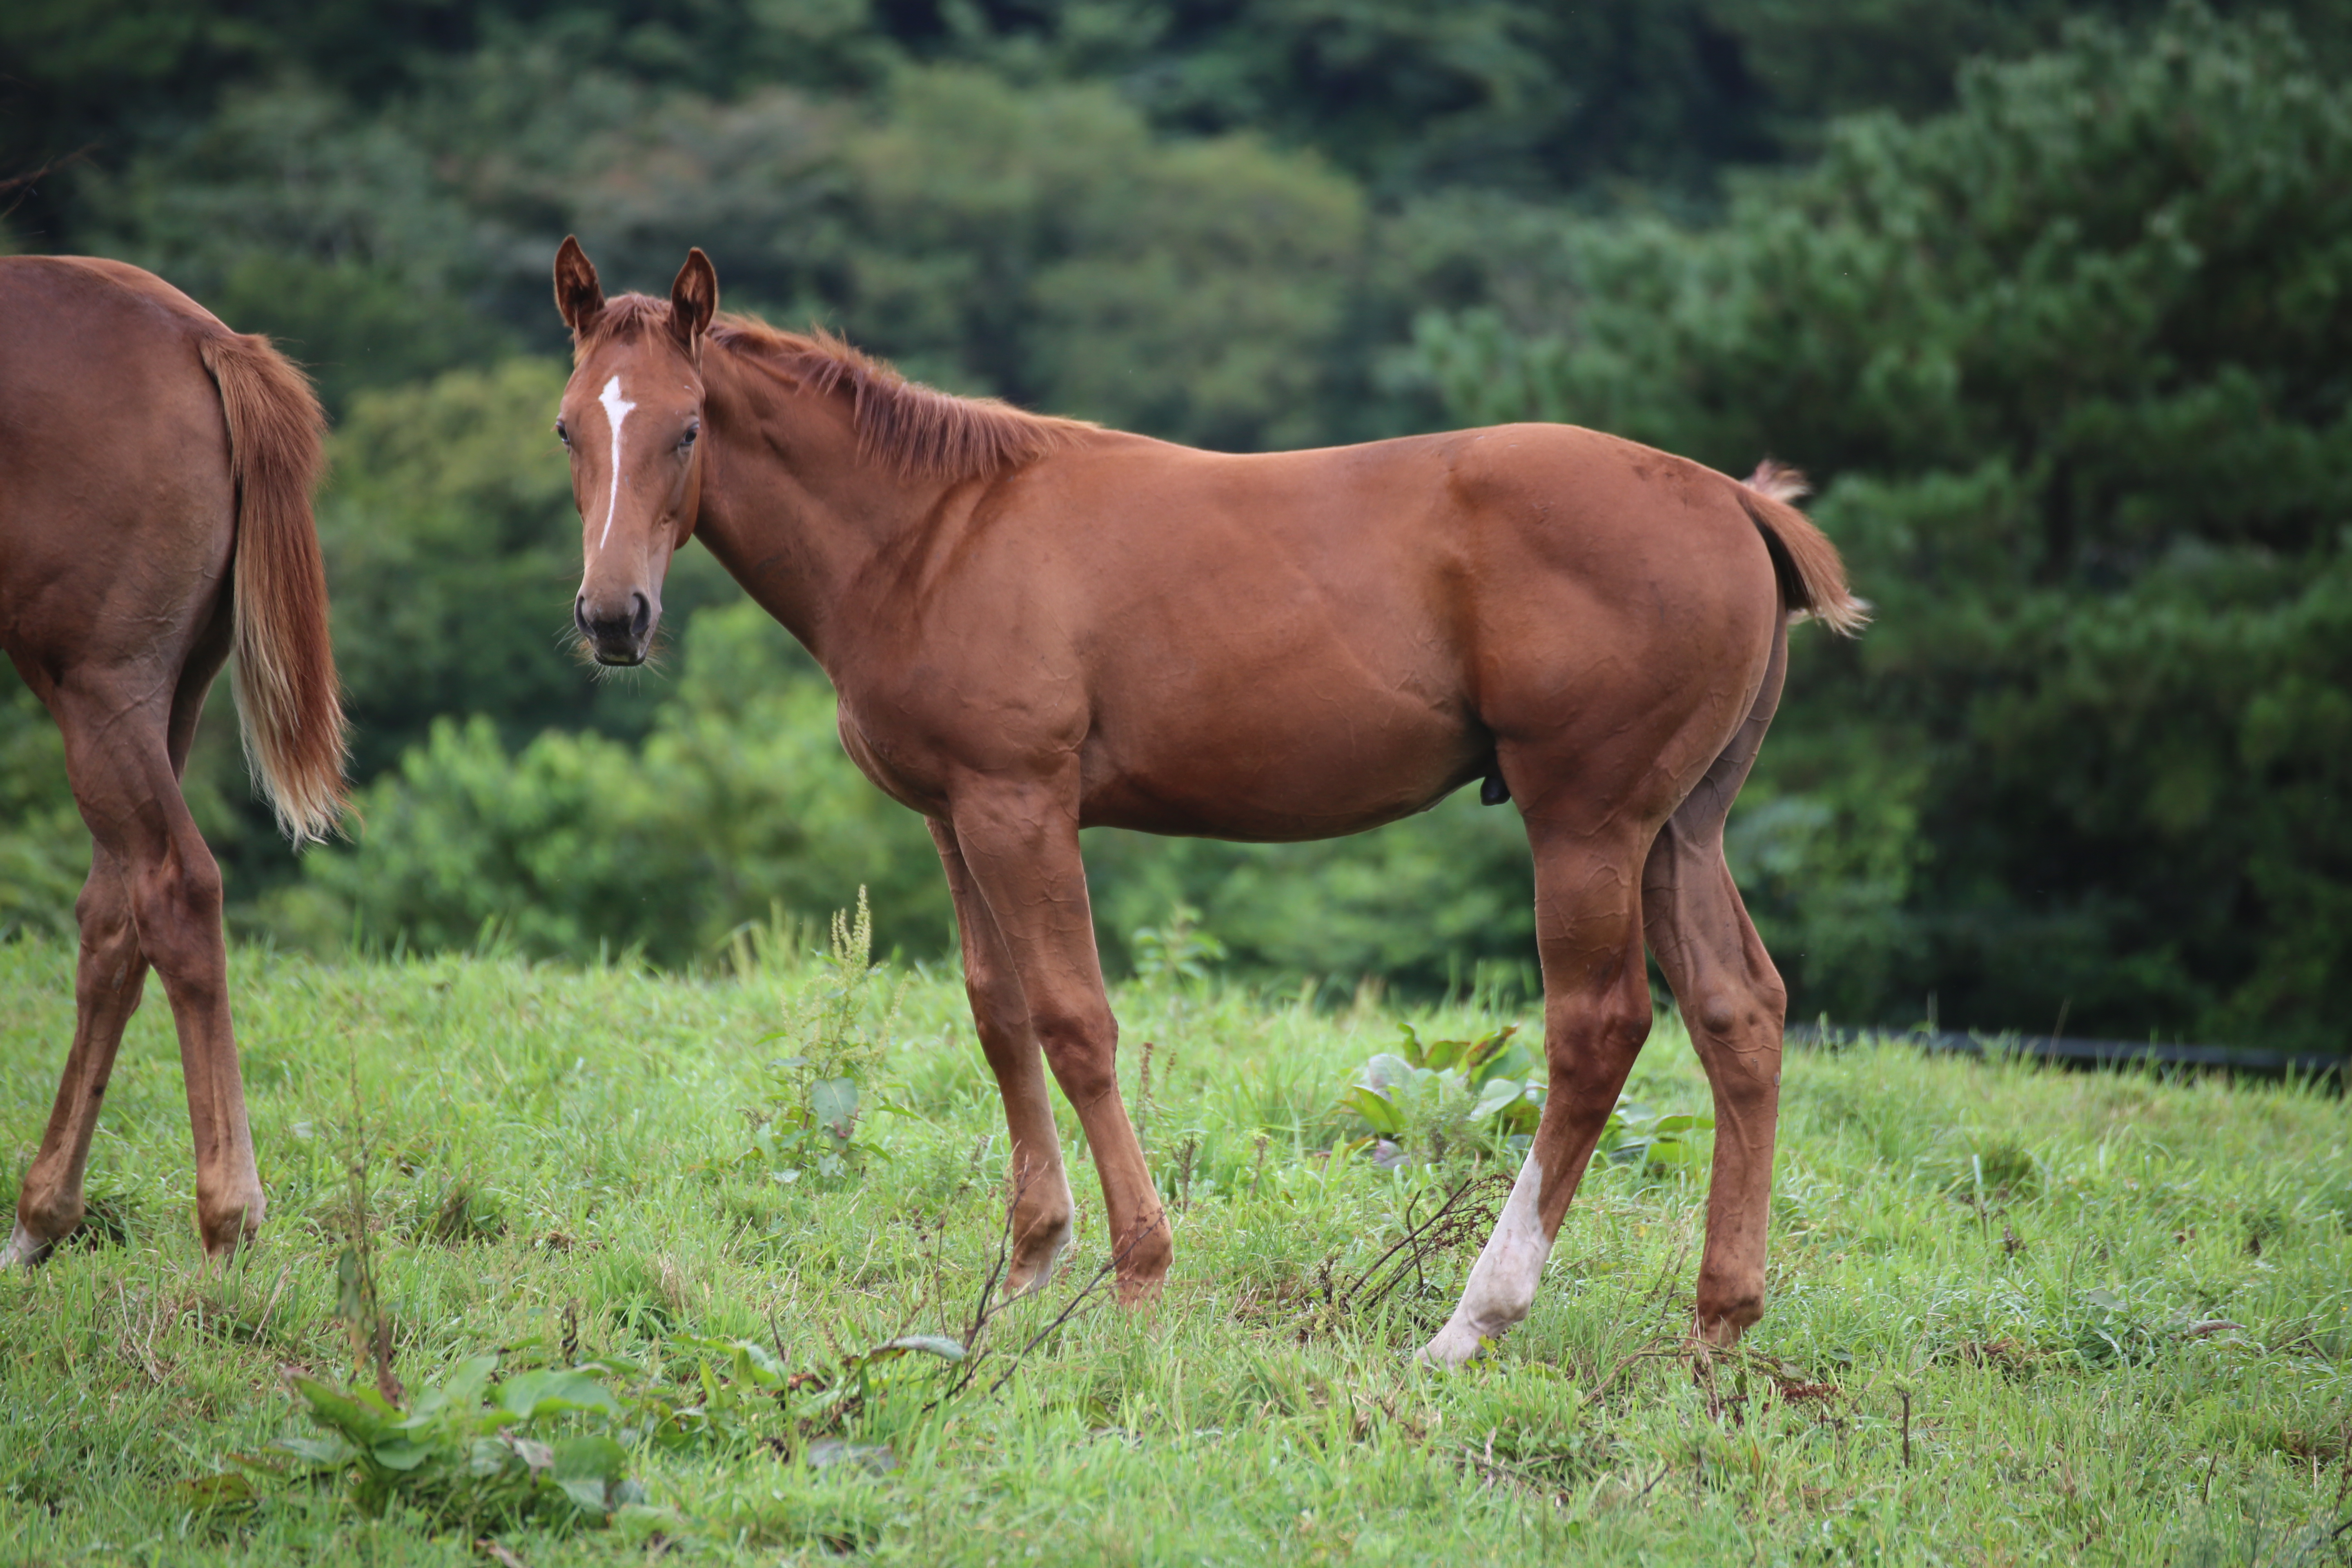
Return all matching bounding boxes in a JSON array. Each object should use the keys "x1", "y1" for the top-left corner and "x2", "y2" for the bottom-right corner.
[{"x1": 577, "y1": 590, "x2": 654, "y2": 666}]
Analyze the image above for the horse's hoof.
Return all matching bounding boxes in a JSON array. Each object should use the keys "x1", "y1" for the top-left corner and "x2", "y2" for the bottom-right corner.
[
  {"x1": 1416, "y1": 1319, "x2": 1495, "y2": 1368},
  {"x1": 2, "y1": 1219, "x2": 55, "y2": 1270}
]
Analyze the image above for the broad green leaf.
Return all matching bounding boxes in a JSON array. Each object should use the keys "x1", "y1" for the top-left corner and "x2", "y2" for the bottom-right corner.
[
  {"x1": 498, "y1": 1370, "x2": 622, "y2": 1421},
  {"x1": 679, "y1": 1336, "x2": 787, "y2": 1386},
  {"x1": 1469, "y1": 1076, "x2": 1524, "y2": 1121},
  {"x1": 812, "y1": 1076, "x2": 860, "y2": 1138},
  {"x1": 369, "y1": 1438, "x2": 433, "y2": 1472},
  {"x1": 292, "y1": 1377, "x2": 396, "y2": 1442},
  {"x1": 557, "y1": 1476, "x2": 613, "y2": 1514},
  {"x1": 274, "y1": 1434, "x2": 358, "y2": 1469},
  {"x1": 1469, "y1": 1040, "x2": 1532, "y2": 1089},
  {"x1": 859, "y1": 1334, "x2": 967, "y2": 1363},
  {"x1": 553, "y1": 1434, "x2": 629, "y2": 1484},
  {"x1": 439, "y1": 1353, "x2": 499, "y2": 1408},
  {"x1": 1339, "y1": 1085, "x2": 1403, "y2": 1136},
  {"x1": 467, "y1": 1437, "x2": 518, "y2": 1478}
]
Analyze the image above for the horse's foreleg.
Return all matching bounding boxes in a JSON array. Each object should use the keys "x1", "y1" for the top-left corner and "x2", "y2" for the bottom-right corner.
[
  {"x1": 7, "y1": 847, "x2": 148, "y2": 1267},
  {"x1": 51, "y1": 677, "x2": 259, "y2": 1260},
  {"x1": 928, "y1": 818, "x2": 1076, "y2": 1296},
  {"x1": 946, "y1": 782, "x2": 1171, "y2": 1303},
  {"x1": 1421, "y1": 813, "x2": 1654, "y2": 1366}
]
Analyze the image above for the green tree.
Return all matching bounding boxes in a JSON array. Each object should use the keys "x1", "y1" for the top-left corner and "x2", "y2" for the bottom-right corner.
[
  {"x1": 1408, "y1": 5, "x2": 2352, "y2": 1050},
  {"x1": 70, "y1": 79, "x2": 503, "y2": 412},
  {"x1": 0, "y1": 685, "x2": 82, "y2": 942},
  {"x1": 837, "y1": 67, "x2": 1363, "y2": 448},
  {"x1": 303, "y1": 602, "x2": 951, "y2": 967}
]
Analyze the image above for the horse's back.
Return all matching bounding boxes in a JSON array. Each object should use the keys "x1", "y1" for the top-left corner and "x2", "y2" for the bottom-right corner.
[
  {"x1": 897, "y1": 421, "x2": 1786, "y2": 839},
  {"x1": 0, "y1": 257, "x2": 238, "y2": 670}
]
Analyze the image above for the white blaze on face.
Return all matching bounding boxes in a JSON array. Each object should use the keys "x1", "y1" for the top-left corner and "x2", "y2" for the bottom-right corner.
[
  {"x1": 595, "y1": 374, "x2": 638, "y2": 550},
  {"x1": 1419, "y1": 1150, "x2": 1553, "y2": 1367}
]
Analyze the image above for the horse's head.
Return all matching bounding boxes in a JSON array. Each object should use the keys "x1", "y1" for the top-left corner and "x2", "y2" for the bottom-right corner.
[{"x1": 551, "y1": 237, "x2": 717, "y2": 667}]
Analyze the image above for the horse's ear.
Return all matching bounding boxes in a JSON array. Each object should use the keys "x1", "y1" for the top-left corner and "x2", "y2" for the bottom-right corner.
[
  {"x1": 554, "y1": 236, "x2": 605, "y2": 336},
  {"x1": 669, "y1": 248, "x2": 717, "y2": 354}
]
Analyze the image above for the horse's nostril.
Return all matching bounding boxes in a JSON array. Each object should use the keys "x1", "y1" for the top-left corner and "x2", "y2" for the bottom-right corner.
[
  {"x1": 628, "y1": 592, "x2": 651, "y2": 640},
  {"x1": 574, "y1": 595, "x2": 592, "y2": 637}
]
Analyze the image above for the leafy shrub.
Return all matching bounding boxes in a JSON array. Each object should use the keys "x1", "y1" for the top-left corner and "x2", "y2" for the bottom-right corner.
[
  {"x1": 1333, "y1": 1022, "x2": 1715, "y2": 1175},
  {"x1": 278, "y1": 1359, "x2": 639, "y2": 1529},
  {"x1": 1128, "y1": 903, "x2": 1228, "y2": 988},
  {"x1": 1336, "y1": 1022, "x2": 1543, "y2": 1162},
  {"x1": 737, "y1": 890, "x2": 910, "y2": 1185},
  {"x1": 305, "y1": 605, "x2": 953, "y2": 967}
]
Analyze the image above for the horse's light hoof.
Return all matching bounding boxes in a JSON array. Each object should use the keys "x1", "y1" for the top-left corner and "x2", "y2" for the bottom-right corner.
[
  {"x1": 1417, "y1": 1320, "x2": 1494, "y2": 1368},
  {"x1": 2, "y1": 1220, "x2": 51, "y2": 1270}
]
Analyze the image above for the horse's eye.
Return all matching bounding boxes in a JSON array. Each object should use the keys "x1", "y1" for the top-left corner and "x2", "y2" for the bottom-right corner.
[
  {"x1": 554, "y1": 418, "x2": 570, "y2": 447},
  {"x1": 679, "y1": 422, "x2": 700, "y2": 451}
]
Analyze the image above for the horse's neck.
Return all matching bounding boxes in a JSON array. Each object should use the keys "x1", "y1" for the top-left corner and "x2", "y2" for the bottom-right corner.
[{"x1": 697, "y1": 359, "x2": 935, "y2": 668}]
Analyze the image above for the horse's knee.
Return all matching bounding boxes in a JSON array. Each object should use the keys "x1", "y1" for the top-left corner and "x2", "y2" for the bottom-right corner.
[{"x1": 1546, "y1": 985, "x2": 1653, "y2": 1090}]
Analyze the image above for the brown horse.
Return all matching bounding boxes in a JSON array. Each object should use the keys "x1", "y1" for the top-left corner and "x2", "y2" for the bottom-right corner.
[
  {"x1": 549, "y1": 239, "x2": 1862, "y2": 1361},
  {"x1": 1, "y1": 257, "x2": 345, "y2": 1267}
]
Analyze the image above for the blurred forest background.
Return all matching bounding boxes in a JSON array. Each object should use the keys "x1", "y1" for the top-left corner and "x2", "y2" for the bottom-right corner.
[{"x1": 2, "y1": 0, "x2": 2348, "y2": 1051}]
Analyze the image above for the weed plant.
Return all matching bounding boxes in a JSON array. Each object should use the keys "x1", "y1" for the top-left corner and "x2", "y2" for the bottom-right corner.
[{"x1": 1, "y1": 928, "x2": 2347, "y2": 1564}]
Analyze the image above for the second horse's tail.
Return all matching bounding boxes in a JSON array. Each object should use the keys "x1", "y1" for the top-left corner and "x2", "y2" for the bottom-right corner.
[{"x1": 197, "y1": 331, "x2": 349, "y2": 842}]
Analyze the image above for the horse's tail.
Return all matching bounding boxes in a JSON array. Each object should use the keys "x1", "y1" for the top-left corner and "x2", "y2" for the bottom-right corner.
[
  {"x1": 1735, "y1": 459, "x2": 1869, "y2": 636},
  {"x1": 197, "y1": 331, "x2": 349, "y2": 842}
]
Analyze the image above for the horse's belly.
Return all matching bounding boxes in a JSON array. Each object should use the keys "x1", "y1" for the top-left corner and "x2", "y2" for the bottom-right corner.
[{"x1": 1079, "y1": 690, "x2": 1483, "y2": 842}]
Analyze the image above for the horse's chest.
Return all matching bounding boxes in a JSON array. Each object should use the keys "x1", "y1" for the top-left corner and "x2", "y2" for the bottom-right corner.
[{"x1": 833, "y1": 706, "x2": 951, "y2": 818}]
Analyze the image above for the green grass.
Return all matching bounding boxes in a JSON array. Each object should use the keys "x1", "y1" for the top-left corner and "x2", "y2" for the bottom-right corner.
[{"x1": 2, "y1": 931, "x2": 2348, "y2": 1566}]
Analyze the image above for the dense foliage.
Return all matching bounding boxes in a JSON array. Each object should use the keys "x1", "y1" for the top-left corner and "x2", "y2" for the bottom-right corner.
[
  {"x1": 2, "y1": 2, "x2": 2344, "y2": 1044},
  {"x1": 1412, "y1": 7, "x2": 2352, "y2": 1050}
]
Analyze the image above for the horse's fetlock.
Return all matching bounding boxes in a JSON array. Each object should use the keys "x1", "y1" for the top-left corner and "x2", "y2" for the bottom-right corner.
[
  {"x1": 16, "y1": 1191, "x2": 85, "y2": 1240},
  {"x1": 1696, "y1": 1283, "x2": 1766, "y2": 1336}
]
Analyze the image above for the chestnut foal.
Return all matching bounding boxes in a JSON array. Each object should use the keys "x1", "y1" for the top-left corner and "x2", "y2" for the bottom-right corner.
[
  {"x1": 2, "y1": 258, "x2": 345, "y2": 1266},
  {"x1": 547, "y1": 240, "x2": 1860, "y2": 1361}
]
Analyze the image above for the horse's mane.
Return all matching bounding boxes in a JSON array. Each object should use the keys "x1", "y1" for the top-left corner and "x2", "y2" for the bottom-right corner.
[{"x1": 580, "y1": 295, "x2": 1092, "y2": 482}]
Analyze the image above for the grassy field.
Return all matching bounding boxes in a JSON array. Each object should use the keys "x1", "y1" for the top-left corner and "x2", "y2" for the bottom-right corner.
[{"x1": 2, "y1": 926, "x2": 2348, "y2": 1566}]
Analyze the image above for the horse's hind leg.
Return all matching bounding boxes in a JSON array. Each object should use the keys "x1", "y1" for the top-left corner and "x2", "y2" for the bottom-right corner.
[
  {"x1": 5, "y1": 844, "x2": 148, "y2": 1266},
  {"x1": 10, "y1": 662, "x2": 260, "y2": 1262},
  {"x1": 927, "y1": 819, "x2": 1076, "y2": 1295},
  {"x1": 1422, "y1": 810, "x2": 1656, "y2": 1365},
  {"x1": 1642, "y1": 624, "x2": 1791, "y2": 1346}
]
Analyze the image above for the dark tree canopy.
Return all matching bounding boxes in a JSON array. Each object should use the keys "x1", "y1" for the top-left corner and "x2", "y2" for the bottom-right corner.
[
  {"x1": 2, "y1": 1, "x2": 2341, "y2": 1049},
  {"x1": 1416, "y1": 7, "x2": 2352, "y2": 1049}
]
